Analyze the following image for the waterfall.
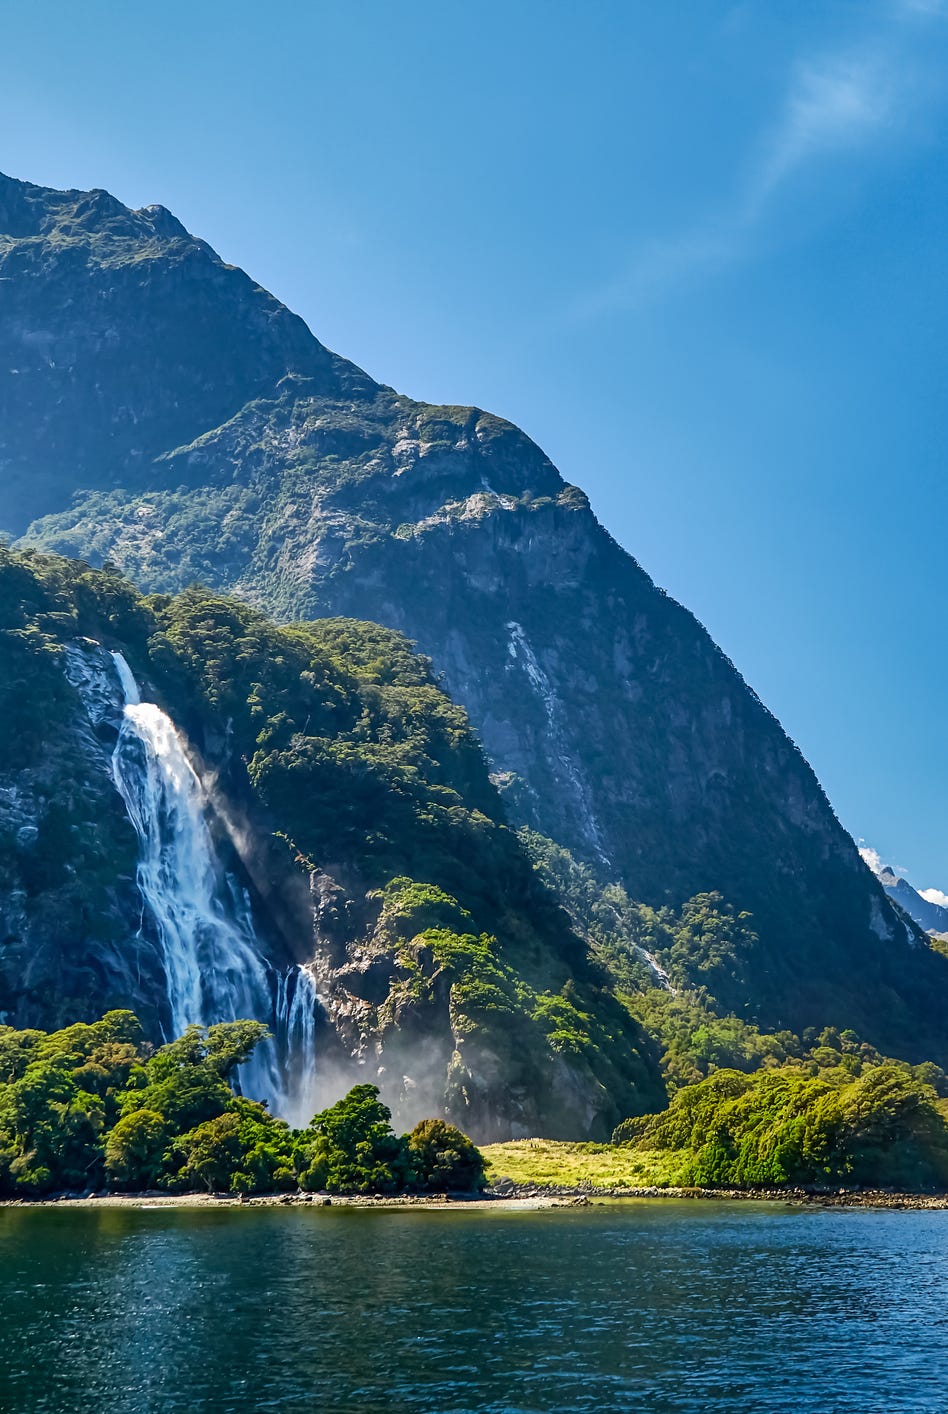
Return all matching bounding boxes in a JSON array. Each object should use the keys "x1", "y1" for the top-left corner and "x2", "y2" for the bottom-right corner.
[
  {"x1": 276, "y1": 965, "x2": 321, "y2": 1128},
  {"x1": 108, "y1": 652, "x2": 318, "y2": 1118}
]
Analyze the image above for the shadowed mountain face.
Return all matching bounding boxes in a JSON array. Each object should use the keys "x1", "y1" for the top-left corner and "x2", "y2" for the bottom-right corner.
[
  {"x1": 0, "y1": 177, "x2": 374, "y2": 535},
  {"x1": 3, "y1": 170, "x2": 946, "y2": 1056}
]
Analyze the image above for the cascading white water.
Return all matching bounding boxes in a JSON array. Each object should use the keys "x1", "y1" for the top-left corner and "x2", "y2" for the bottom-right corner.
[
  {"x1": 109, "y1": 651, "x2": 318, "y2": 1115},
  {"x1": 276, "y1": 965, "x2": 321, "y2": 1127}
]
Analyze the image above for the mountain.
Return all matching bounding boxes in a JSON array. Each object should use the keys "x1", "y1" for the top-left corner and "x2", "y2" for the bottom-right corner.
[
  {"x1": 888, "y1": 876, "x2": 948, "y2": 936},
  {"x1": 2, "y1": 170, "x2": 947, "y2": 1066},
  {"x1": 860, "y1": 851, "x2": 948, "y2": 937},
  {"x1": 0, "y1": 548, "x2": 662, "y2": 1139}
]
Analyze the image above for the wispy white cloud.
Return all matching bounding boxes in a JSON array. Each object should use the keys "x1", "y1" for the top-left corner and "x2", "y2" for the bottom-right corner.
[
  {"x1": 860, "y1": 844, "x2": 889, "y2": 876},
  {"x1": 579, "y1": 4, "x2": 944, "y2": 315},
  {"x1": 859, "y1": 844, "x2": 913, "y2": 878},
  {"x1": 898, "y1": 0, "x2": 946, "y2": 17},
  {"x1": 751, "y1": 54, "x2": 895, "y2": 205},
  {"x1": 859, "y1": 844, "x2": 948, "y2": 899}
]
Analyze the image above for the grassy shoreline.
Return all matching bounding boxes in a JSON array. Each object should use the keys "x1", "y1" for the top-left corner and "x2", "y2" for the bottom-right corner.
[
  {"x1": 483, "y1": 1138, "x2": 682, "y2": 1190},
  {"x1": 481, "y1": 1139, "x2": 948, "y2": 1210}
]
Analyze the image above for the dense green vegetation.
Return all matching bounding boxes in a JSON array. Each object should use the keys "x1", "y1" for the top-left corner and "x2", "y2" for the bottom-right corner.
[
  {"x1": 10, "y1": 1008, "x2": 944, "y2": 1200},
  {"x1": 520, "y1": 828, "x2": 948, "y2": 1100},
  {"x1": 0, "y1": 1013, "x2": 485, "y2": 1198},
  {"x1": 617, "y1": 1064, "x2": 948, "y2": 1190},
  {"x1": 485, "y1": 1064, "x2": 948, "y2": 1194},
  {"x1": 521, "y1": 829, "x2": 760, "y2": 1004}
]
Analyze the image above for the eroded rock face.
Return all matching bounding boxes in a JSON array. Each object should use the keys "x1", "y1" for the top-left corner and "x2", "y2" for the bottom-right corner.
[
  {"x1": 0, "y1": 585, "x2": 654, "y2": 1142},
  {"x1": 0, "y1": 642, "x2": 162, "y2": 1031},
  {"x1": 285, "y1": 860, "x2": 618, "y2": 1141},
  {"x1": 0, "y1": 172, "x2": 939, "y2": 1058}
]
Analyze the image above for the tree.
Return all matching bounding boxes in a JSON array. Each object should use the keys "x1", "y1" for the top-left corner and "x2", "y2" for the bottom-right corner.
[
  {"x1": 104, "y1": 1110, "x2": 167, "y2": 1189},
  {"x1": 299, "y1": 1084, "x2": 407, "y2": 1194},
  {"x1": 120, "y1": 1021, "x2": 269, "y2": 1132},
  {"x1": 171, "y1": 1100, "x2": 296, "y2": 1195},
  {"x1": 173, "y1": 1113, "x2": 244, "y2": 1193},
  {"x1": 405, "y1": 1118, "x2": 485, "y2": 1192}
]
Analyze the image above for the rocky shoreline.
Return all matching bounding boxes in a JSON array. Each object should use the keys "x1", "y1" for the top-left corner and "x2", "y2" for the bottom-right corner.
[
  {"x1": 0, "y1": 1191, "x2": 561, "y2": 1212},
  {"x1": 489, "y1": 1180, "x2": 948, "y2": 1209},
  {"x1": 3, "y1": 1184, "x2": 948, "y2": 1211}
]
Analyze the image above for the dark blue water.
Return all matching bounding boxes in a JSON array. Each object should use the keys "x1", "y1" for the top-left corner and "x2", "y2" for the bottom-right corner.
[{"x1": 0, "y1": 1200, "x2": 945, "y2": 1413}]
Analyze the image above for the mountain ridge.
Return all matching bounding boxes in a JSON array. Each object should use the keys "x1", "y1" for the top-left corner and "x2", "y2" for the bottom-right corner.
[
  {"x1": 861, "y1": 849, "x2": 948, "y2": 937},
  {"x1": 1, "y1": 172, "x2": 944, "y2": 1063}
]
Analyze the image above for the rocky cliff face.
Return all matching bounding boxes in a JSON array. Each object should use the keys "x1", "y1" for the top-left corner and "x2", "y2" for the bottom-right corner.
[
  {"x1": 0, "y1": 638, "x2": 158, "y2": 1032},
  {"x1": 0, "y1": 551, "x2": 660, "y2": 1139},
  {"x1": 2, "y1": 171, "x2": 945, "y2": 1059}
]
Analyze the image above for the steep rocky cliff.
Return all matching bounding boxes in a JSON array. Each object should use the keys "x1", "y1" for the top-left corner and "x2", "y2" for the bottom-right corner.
[
  {"x1": 1, "y1": 171, "x2": 943, "y2": 1059},
  {"x1": 0, "y1": 549, "x2": 661, "y2": 1139}
]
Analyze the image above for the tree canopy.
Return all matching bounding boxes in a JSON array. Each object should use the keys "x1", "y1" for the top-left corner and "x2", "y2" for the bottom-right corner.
[{"x1": 0, "y1": 1013, "x2": 485, "y2": 1198}]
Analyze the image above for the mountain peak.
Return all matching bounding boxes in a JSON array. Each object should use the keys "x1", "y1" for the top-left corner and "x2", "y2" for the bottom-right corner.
[
  {"x1": 0, "y1": 172, "x2": 194, "y2": 245},
  {"x1": 135, "y1": 202, "x2": 190, "y2": 240},
  {"x1": 0, "y1": 173, "x2": 376, "y2": 530}
]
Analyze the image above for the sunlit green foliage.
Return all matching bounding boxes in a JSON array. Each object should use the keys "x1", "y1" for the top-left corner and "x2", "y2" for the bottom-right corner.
[
  {"x1": 373, "y1": 874, "x2": 664, "y2": 1130},
  {"x1": 297, "y1": 1090, "x2": 487, "y2": 1196},
  {"x1": 104, "y1": 1110, "x2": 166, "y2": 1188},
  {"x1": 298, "y1": 1084, "x2": 408, "y2": 1195},
  {"x1": 170, "y1": 1098, "x2": 297, "y2": 1196},
  {"x1": 0, "y1": 1016, "x2": 486, "y2": 1198},
  {"x1": 617, "y1": 1064, "x2": 948, "y2": 1189},
  {"x1": 405, "y1": 1118, "x2": 486, "y2": 1192}
]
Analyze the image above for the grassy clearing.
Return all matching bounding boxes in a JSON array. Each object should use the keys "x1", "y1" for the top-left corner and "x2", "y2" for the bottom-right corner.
[{"x1": 482, "y1": 1139, "x2": 683, "y2": 1190}]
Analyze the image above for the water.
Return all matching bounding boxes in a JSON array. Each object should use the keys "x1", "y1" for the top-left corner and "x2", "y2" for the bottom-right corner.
[
  {"x1": 275, "y1": 964, "x2": 321, "y2": 1127},
  {"x1": 108, "y1": 652, "x2": 317, "y2": 1118},
  {"x1": 1, "y1": 1201, "x2": 947, "y2": 1413}
]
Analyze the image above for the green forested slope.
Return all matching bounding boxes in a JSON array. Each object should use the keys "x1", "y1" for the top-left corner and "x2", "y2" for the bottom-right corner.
[
  {"x1": 0, "y1": 549, "x2": 660, "y2": 1139},
  {"x1": 4, "y1": 549, "x2": 948, "y2": 1147}
]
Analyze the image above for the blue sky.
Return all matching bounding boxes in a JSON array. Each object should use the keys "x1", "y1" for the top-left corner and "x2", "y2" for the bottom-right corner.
[{"x1": 4, "y1": 0, "x2": 948, "y2": 884}]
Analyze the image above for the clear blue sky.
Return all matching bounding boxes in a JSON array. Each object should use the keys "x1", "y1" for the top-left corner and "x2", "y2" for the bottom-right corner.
[{"x1": 4, "y1": 0, "x2": 948, "y2": 885}]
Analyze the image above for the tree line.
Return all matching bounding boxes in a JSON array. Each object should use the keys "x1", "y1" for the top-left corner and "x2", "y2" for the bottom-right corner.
[{"x1": 0, "y1": 1013, "x2": 485, "y2": 1198}]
